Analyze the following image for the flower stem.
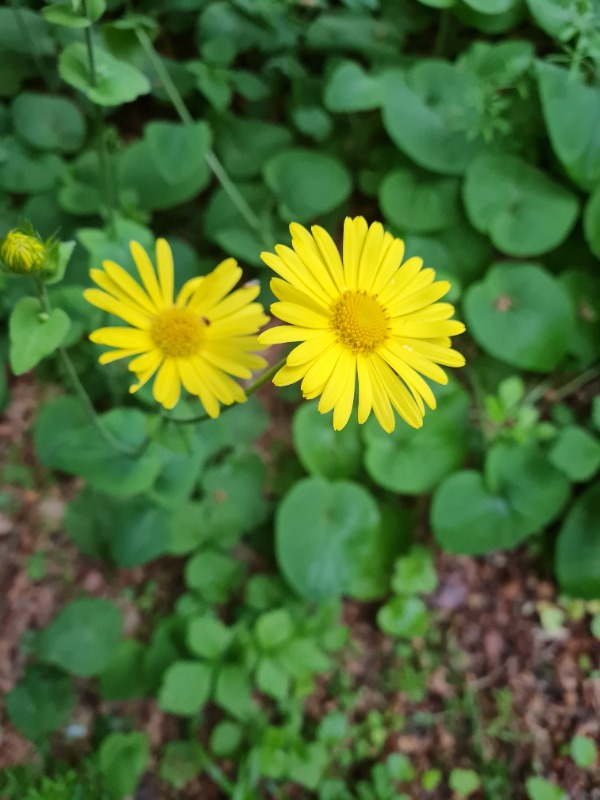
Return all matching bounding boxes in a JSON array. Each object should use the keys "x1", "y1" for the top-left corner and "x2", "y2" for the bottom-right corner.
[
  {"x1": 134, "y1": 26, "x2": 271, "y2": 247},
  {"x1": 82, "y1": 0, "x2": 117, "y2": 236},
  {"x1": 36, "y1": 281, "x2": 138, "y2": 456},
  {"x1": 524, "y1": 363, "x2": 600, "y2": 406},
  {"x1": 163, "y1": 357, "x2": 287, "y2": 425}
]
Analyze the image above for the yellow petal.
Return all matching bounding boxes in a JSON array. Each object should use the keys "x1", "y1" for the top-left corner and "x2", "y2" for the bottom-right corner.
[
  {"x1": 188, "y1": 258, "x2": 241, "y2": 313},
  {"x1": 259, "y1": 325, "x2": 323, "y2": 345},
  {"x1": 84, "y1": 289, "x2": 151, "y2": 330},
  {"x1": 356, "y1": 353, "x2": 373, "y2": 424},
  {"x1": 377, "y1": 256, "x2": 423, "y2": 308},
  {"x1": 156, "y1": 238, "x2": 174, "y2": 306},
  {"x1": 388, "y1": 281, "x2": 451, "y2": 319},
  {"x1": 130, "y1": 240, "x2": 164, "y2": 308},
  {"x1": 97, "y1": 261, "x2": 156, "y2": 314},
  {"x1": 290, "y1": 222, "x2": 339, "y2": 299},
  {"x1": 311, "y1": 225, "x2": 345, "y2": 293},
  {"x1": 342, "y1": 216, "x2": 368, "y2": 291},
  {"x1": 153, "y1": 358, "x2": 181, "y2": 409},
  {"x1": 286, "y1": 332, "x2": 337, "y2": 367},
  {"x1": 357, "y1": 221, "x2": 385, "y2": 291},
  {"x1": 369, "y1": 237, "x2": 405, "y2": 295},
  {"x1": 270, "y1": 301, "x2": 329, "y2": 329},
  {"x1": 98, "y1": 348, "x2": 140, "y2": 365},
  {"x1": 89, "y1": 327, "x2": 153, "y2": 350}
]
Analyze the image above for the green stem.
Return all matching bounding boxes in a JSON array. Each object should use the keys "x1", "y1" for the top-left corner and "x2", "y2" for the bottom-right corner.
[
  {"x1": 524, "y1": 363, "x2": 600, "y2": 406},
  {"x1": 197, "y1": 746, "x2": 235, "y2": 795},
  {"x1": 552, "y1": 363, "x2": 600, "y2": 403},
  {"x1": 36, "y1": 281, "x2": 138, "y2": 456},
  {"x1": 82, "y1": 0, "x2": 117, "y2": 235},
  {"x1": 134, "y1": 26, "x2": 270, "y2": 246},
  {"x1": 163, "y1": 356, "x2": 287, "y2": 425}
]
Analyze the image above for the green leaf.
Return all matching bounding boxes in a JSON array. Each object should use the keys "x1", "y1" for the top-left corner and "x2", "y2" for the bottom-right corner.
[
  {"x1": 449, "y1": 768, "x2": 482, "y2": 796},
  {"x1": 463, "y1": 0, "x2": 515, "y2": 12},
  {"x1": 59, "y1": 42, "x2": 151, "y2": 106},
  {"x1": 5, "y1": 665, "x2": 74, "y2": 742},
  {"x1": 35, "y1": 397, "x2": 160, "y2": 496},
  {"x1": 255, "y1": 609, "x2": 294, "y2": 650},
  {"x1": 381, "y1": 63, "x2": 482, "y2": 175},
  {"x1": 364, "y1": 382, "x2": 469, "y2": 494},
  {"x1": 210, "y1": 721, "x2": 243, "y2": 757},
  {"x1": 214, "y1": 664, "x2": 256, "y2": 720},
  {"x1": 379, "y1": 167, "x2": 461, "y2": 233},
  {"x1": 99, "y1": 640, "x2": 148, "y2": 700},
  {"x1": 0, "y1": 8, "x2": 53, "y2": 55},
  {"x1": 65, "y1": 487, "x2": 170, "y2": 566},
  {"x1": 264, "y1": 148, "x2": 352, "y2": 223},
  {"x1": 276, "y1": 477, "x2": 385, "y2": 600},
  {"x1": 463, "y1": 154, "x2": 579, "y2": 256},
  {"x1": 528, "y1": 2, "x2": 582, "y2": 44},
  {"x1": 99, "y1": 733, "x2": 149, "y2": 800},
  {"x1": 256, "y1": 657, "x2": 290, "y2": 700},
  {"x1": 119, "y1": 135, "x2": 211, "y2": 211},
  {"x1": 433, "y1": 443, "x2": 571, "y2": 555},
  {"x1": 159, "y1": 661, "x2": 212, "y2": 716},
  {"x1": 9, "y1": 297, "x2": 70, "y2": 375},
  {"x1": 392, "y1": 546, "x2": 438, "y2": 595},
  {"x1": 525, "y1": 776, "x2": 567, "y2": 800},
  {"x1": 570, "y1": 735, "x2": 597, "y2": 768},
  {"x1": 215, "y1": 116, "x2": 292, "y2": 180},
  {"x1": 187, "y1": 616, "x2": 233, "y2": 660},
  {"x1": 583, "y1": 183, "x2": 600, "y2": 259},
  {"x1": 160, "y1": 741, "x2": 203, "y2": 789},
  {"x1": 145, "y1": 120, "x2": 211, "y2": 185},
  {"x1": 549, "y1": 426, "x2": 600, "y2": 482},
  {"x1": 323, "y1": 60, "x2": 382, "y2": 112},
  {"x1": 12, "y1": 93, "x2": 86, "y2": 154},
  {"x1": 377, "y1": 596, "x2": 428, "y2": 638},
  {"x1": 556, "y1": 481, "x2": 600, "y2": 599},
  {"x1": 42, "y1": 0, "x2": 106, "y2": 27},
  {"x1": 464, "y1": 263, "x2": 575, "y2": 372},
  {"x1": 536, "y1": 62, "x2": 600, "y2": 190},
  {"x1": 292, "y1": 400, "x2": 363, "y2": 480},
  {"x1": 0, "y1": 137, "x2": 64, "y2": 193},
  {"x1": 560, "y1": 270, "x2": 600, "y2": 367},
  {"x1": 185, "y1": 548, "x2": 244, "y2": 603},
  {"x1": 37, "y1": 598, "x2": 123, "y2": 677}
]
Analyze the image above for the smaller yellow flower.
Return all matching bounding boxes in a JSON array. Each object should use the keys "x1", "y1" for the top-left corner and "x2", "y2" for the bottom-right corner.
[
  {"x1": 0, "y1": 229, "x2": 46, "y2": 275},
  {"x1": 84, "y1": 239, "x2": 269, "y2": 416}
]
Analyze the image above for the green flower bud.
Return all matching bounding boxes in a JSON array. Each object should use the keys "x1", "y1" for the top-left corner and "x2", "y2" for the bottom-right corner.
[{"x1": 0, "y1": 229, "x2": 46, "y2": 275}]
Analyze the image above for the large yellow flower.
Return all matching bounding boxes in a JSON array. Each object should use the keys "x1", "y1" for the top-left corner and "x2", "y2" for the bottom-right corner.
[
  {"x1": 84, "y1": 239, "x2": 268, "y2": 416},
  {"x1": 259, "y1": 217, "x2": 466, "y2": 433}
]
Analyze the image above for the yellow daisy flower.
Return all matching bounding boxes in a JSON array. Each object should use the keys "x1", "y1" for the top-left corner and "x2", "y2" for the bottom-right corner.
[
  {"x1": 259, "y1": 217, "x2": 466, "y2": 433},
  {"x1": 84, "y1": 239, "x2": 268, "y2": 416}
]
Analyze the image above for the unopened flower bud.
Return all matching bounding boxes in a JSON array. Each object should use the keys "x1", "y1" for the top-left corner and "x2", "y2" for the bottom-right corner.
[{"x1": 0, "y1": 229, "x2": 46, "y2": 275}]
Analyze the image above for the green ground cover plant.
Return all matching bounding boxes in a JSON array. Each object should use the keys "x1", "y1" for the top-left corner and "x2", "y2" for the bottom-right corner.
[{"x1": 1, "y1": 0, "x2": 599, "y2": 797}]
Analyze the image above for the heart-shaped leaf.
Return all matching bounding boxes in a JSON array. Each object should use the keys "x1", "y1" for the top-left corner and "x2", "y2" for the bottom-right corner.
[
  {"x1": 9, "y1": 297, "x2": 70, "y2": 375},
  {"x1": 324, "y1": 60, "x2": 382, "y2": 112}
]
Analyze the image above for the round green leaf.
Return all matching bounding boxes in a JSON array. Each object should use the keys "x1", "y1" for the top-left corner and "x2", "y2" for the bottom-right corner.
[
  {"x1": 433, "y1": 443, "x2": 570, "y2": 555},
  {"x1": 464, "y1": 263, "x2": 575, "y2": 372},
  {"x1": 34, "y1": 397, "x2": 161, "y2": 496},
  {"x1": 276, "y1": 477, "x2": 383, "y2": 600},
  {"x1": 525, "y1": 776, "x2": 567, "y2": 800},
  {"x1": 449, "y1": 768, "x2": 482, "y2": 795},
  {"x1": 59, "y1": 43, "x2": 150, "y2": 106},
  {"x1": 264, "y1": 148, "x2": 352, "y2": 222},
  {"x1": 210, "y1": 721, "x2": 243, "y2": 757},
  {"x1": 37, "y1": 598, "x2": 123, "y2": 676},
  {"x1": 145, "y1": 120, "x2": 211, "y2": 185},
  {"x1": 549, "y1": 426, "x2": 600, "y2": 482},
  {"x1": 392, "y1": 546, "x2": 438, "y2": 595},
  {"x1": 99, "y1": 640, "x2": 147, "y2": 701},
  {"x1": 99, "y1": 732, "x2": 149, "y2": 799},
  {"x1": 379, "y1": 167, "x2": 461, "y2": 233},
  {"x1": 215, "y1": 116, "x2": 292, "y2": 180},
  {"x1": 160, "y1": 741, "x2": 203, "y2": 789},
  {"x1": 292, "y1": 400, "x2": 363, "y2": 480},
  {"x1": 381, "y1": 63, "x2": 482, "y2": 175},
  {"x1": 6, "y1": 665, "x2": 74, "y2": 741},
  {"x1": 0, "y1": 137, "x2": 63, "y2": 193},
  {"x1": 537, "y1": 61, "x2": 600, "y2": 190},
  {"x1": 377, "y1": 596, "x2": 428, "y2": 638},
  {"x1": 187, "y1": 616, "x2": 233, "y2": 660},
  {"x1": 570, "y1": 735, "x2": 597, "y2": 768},
  {"x1": 119, "y1": 136, "x2": 211, "y2": 211},
  {"x1": 364, "y1": 383, "x2": 469, "y2": 494},
  {"x1": 324, "y1": 60, "x2": 382, "y2": 112},
  {"x1": 185, "y1": 548, "x2": 244, "y2": 603},
  {"x1": 463, "y1": 154, "x2": 579, "y2": 256},
  {"x1": 560, "y1": 270, "x2": 600, "y2": 367},
  {"x1": 159, "y1": 661, "x2": 212, "y2": 716},
  {"x1": 9, "y1": 297, "x2": 70, "y2": 375},
  {"x1": 556, "y1": 481, "x2": 600, "y2": 599},
  {"x1": 12, "y1": 93, "x2": 86, "y2": 154}
]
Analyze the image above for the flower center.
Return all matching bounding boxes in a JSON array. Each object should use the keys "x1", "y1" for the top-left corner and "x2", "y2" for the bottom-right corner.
[
  {"x1": 150, "y1": 307, "x2": 205, "y2": 358},
  {"x1": 330, "y1": 290, "x2": 390, "y2": 354}
]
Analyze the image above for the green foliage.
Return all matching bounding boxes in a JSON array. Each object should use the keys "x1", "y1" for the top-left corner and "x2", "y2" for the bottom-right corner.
[{"x1": 2, "y1": 0, "x2": 600, "y2": 796}]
